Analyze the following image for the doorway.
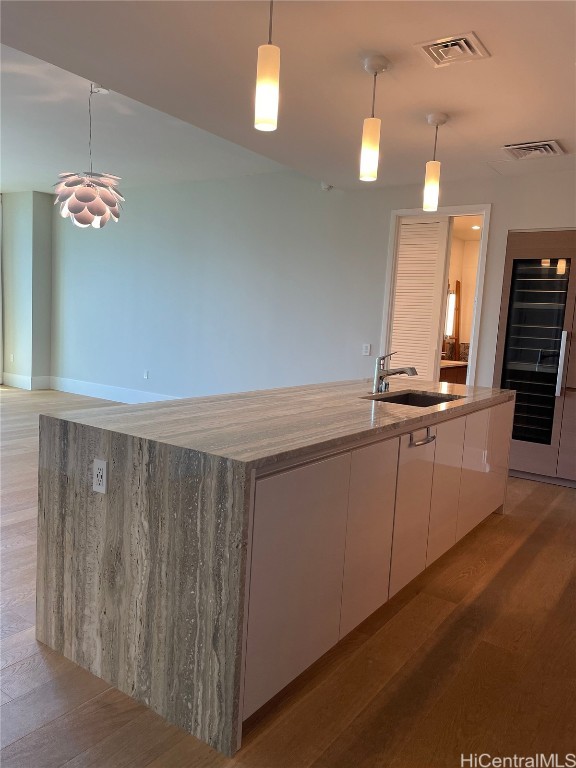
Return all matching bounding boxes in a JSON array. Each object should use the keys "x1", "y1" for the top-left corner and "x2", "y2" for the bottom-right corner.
[
  {"x1": 441, "y1": 215, "x2": 483, "y2": 384},
  {"x1": 381, "y1": 205, "x2": 490, "y2": 386}
]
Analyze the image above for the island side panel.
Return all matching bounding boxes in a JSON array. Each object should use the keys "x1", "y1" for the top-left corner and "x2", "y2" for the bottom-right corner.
[{"x1": 37, "y1": 415, "x2": 251, "y2": 756}]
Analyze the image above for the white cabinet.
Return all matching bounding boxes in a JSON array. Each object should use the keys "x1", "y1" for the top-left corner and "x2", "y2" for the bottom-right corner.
[
  {"x1": 243, "y1": 401, "x2": 513, "y2": 720},
  {"x1": 486, "y1": 400, "x2": 515, "y2": 512},
  {"x1": 457, "y1": 408, "x2": 490, "y2": 540},
  {"x1": 242, "y1": 453, "x2": 350, "y2": 719},
  {"x1": 340, "y1": 438, "x2": 399, "y2": 638},
  {"x1": 389, "y1": 427, "x2": 436, "y2": 597},
  {"x1": 427, "y1": 417, "x2": 466, "y2": 566},
  {"x1": 456, "y1": 401, "x2": 514, "y2": 541}
]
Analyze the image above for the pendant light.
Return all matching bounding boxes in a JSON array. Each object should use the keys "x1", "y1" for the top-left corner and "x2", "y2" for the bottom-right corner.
[
  {"x1": 54, "y1": 84, "x2": 124, "y2": 228},
  {"x1": 423, "y1": 113, "x2": 448, "y2": 212},
  {"x1": 359, "y1": 55, "x2": 391, "y2": 182},
  {"x1": 255, "y1": 0, "x2": 280, "y2": 131}
]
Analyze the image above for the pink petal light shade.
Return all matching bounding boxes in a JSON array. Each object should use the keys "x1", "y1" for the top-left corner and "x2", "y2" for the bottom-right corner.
[{"x1": 54, "y1": 171, "x2": 124, "y2": 228}]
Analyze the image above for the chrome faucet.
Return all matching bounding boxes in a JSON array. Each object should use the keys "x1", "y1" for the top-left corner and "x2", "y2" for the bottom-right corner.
[{"x1": 372, "y1": 352, "x2": 418, "y2": 394}]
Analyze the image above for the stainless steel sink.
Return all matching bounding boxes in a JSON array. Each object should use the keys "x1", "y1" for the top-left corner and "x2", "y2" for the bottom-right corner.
[{"x1": 363, "y1": 390, "x2": 465, "y2": 407}]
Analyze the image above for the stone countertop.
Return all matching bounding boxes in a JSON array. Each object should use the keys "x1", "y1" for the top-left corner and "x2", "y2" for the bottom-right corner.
[{"x1": 45, "y1": 379, "x2": 514, "y2": 469}]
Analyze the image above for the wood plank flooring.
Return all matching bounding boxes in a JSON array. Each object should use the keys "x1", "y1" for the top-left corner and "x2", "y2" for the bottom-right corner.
[{"x1": 1, "y1": 386, "x2": 575, "y2": 767}]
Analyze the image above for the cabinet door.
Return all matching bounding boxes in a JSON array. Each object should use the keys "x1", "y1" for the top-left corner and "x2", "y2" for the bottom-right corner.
[
  {"x1": 457, "y1": 404, "x2": 514, "y2": 541},
  {"x1": 243, "y1": 453, "x2": 350, "y2": 719},
  {"x1": 340, "y1": 438, "x2": 399, "y2": 638},
  {"x1": 427, "y1": 417, "x2": 465, "y2": 566},
  {"x1": 457, "y1": 409, "x2": 491, "y2": 540},
  {"x1": 557, "y1": 389, "x2": 576, "y2": 480},
  {"x1": 486, "y1": 400, "x2": 515, "y2": 511},
  {"x1": 389, "y1": 428, "x2": 436, "y2": 597}
]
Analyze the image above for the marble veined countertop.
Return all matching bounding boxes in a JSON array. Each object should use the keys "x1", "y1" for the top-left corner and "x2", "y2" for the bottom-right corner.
[{"x1": 47, "y1": 379, "x2": 514, "y2": 468}]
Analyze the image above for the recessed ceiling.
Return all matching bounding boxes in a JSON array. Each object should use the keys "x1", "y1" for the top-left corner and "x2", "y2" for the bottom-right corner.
[
  {"x1": 0, "y1": 44, "x2": 283, "y2": 192},
  {"x1": 1, "y1": 1, "x2": 575, "y2": 190}
]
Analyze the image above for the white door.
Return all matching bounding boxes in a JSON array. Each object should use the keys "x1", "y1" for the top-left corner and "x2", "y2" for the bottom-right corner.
[{"x1": 387, "y1": 216, "x2": 451, "y2": 382}]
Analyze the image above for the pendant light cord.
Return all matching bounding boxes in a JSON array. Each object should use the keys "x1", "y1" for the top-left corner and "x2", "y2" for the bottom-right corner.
[
  {"x1": 88, "y1": 85, "x2": 94, "y2": 174},
  {"x1": 371, "y1": 72, "x2": 377, "y2": 118},
  {"x1": 432, "y1": 124, "x2": 439, "y2": 161},
  {"x1": 268, "y1": 0, "x2": 274, "y2": 44}
]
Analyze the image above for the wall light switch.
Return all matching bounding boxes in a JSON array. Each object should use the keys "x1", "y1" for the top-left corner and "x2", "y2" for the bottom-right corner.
[
  {"x1": 93, "y1": 459, "x2": 107, "y2": 493},
  {"x1": 143, "y1": 370, "x2": 149, "y2": 379},
  {"x1": 362, "y1": 343, "x2": 372, "y2": 356}
]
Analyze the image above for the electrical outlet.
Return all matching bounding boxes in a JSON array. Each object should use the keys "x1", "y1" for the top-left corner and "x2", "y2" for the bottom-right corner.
[
  {"x1": 10, "y1": 353, "x2": 14, "y2": 363},
  {"x1": 92, "y1": 458, "x2": 107, "y2": 493},
  {"x1": 362, "y1": 343, "x2": 372, "y2": 356}
]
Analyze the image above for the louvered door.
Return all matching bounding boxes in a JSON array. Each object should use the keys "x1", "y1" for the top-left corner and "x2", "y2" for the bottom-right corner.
[{"x1": 389, "y1": 217, "x2": 450, "y2": 381}]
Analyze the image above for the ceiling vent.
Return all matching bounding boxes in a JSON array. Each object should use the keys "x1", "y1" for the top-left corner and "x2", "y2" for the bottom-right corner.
[
  {"x1": 503, "y1": 140, "x2": 565, "y2": 160},
  {"x1": 417, "y1": 32, "x2": 490, "y2": 67}
]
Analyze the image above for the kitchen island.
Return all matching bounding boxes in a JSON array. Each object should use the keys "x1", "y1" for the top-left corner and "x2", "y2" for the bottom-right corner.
[{"x1": 37, "y1": 379, "x2": 514, "y2": 755}]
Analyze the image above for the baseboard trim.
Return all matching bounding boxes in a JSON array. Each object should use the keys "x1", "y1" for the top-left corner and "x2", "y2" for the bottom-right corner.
[
  {"x1": 2, "y1": 373, "x2": 33, "y2": 390},
  {"x1": 509, "y1": 470, "x2": 576, "y2": 489},
  {"x1": 49, "y1": 376, "x2": 178, "y2": 404}
]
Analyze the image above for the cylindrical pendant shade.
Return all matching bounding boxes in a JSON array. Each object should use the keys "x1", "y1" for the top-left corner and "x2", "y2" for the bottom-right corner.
[
  {"x1": 255, "y1": 44, "x2": 280, "y2": 131},
  {"x1": 423, "y1": 160, "x2": 441, "y2": 211},
  {"x1": 359, "y1": 117, "x2": 381, "y2": 182}
]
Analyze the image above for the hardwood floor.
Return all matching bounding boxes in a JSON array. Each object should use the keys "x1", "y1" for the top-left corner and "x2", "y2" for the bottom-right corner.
[{"x1": 1, "y1": 386, "x2": 575, "y2": 767}]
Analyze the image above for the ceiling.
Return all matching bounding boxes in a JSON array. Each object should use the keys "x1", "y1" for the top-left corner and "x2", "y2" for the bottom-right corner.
[
  {"x1": 0, "y1": 45, "x2": 283, "y2": 192},
  {"x1": 1, "y1": 1, "x2": 575, "y2": 190},
  {"x1": 452, "y1": 215, "x2": 483, "y2": 242}
]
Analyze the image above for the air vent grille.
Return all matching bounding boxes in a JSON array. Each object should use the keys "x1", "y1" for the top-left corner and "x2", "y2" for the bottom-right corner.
[
  {"x1": 417, "y1": 32, "x2": 490, "y2": 67},
  {"x1": 503, "y1": 141, "x2": 565, "y2": 160}
]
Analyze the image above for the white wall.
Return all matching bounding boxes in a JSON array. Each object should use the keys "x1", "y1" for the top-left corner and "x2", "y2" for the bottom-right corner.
[
  {"x1": 51, "y1": 171, "x2": 386, "y2": 400},
  {"x1": 2, "y1": 192, "x2": 52, "y2": 389},
  {"x1": 461, "y1": 240, "x2": 479, "y2": 343},
  {"x1": 40, "y1": 165, "x2": 576, "y2": 402},
  {"x1": 2, "y1": 192, "x2": 34, "y2": 386},
  {"x1": 367, "y1": 168, "x2": 576, "y2": 386},
  {"x1": 447, "y1": 235, "x2": 478, "y2": 344},
  {"x1": 448, "y1": 236, "x2": 464, "y2": 292},
  {"x1": 32, "y1": 192, "x2": 52, "y2": 382}
]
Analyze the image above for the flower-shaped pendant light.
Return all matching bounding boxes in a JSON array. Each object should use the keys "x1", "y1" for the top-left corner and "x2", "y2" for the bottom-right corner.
[{"x1": 54, "y1": 84, "x2": 124, "y2": 228}]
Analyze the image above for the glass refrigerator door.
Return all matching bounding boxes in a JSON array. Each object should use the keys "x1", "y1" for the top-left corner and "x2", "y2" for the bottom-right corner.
[{"x1": 500, "y1": 258, "x2": 571, "y2": 445}]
